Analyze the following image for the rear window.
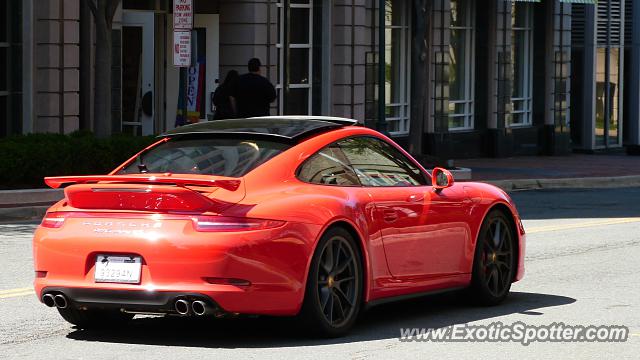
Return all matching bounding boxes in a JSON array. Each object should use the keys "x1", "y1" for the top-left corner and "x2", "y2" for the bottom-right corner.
[{"x1": 118, "y1": 137, "x2": 291, "y2": 177}]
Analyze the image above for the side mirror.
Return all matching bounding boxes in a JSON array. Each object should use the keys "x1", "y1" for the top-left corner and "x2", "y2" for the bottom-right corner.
[{"x1": 432, "y1": 167, "x2": 454, "y2": 190}]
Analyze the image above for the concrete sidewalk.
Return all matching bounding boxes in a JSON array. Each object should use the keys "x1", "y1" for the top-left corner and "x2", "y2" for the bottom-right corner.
[
  {"x1": 456, "y1": 153, "x2": 640, "y2": 181},
  {"x1": 1, "y1": 153, "x2": 639, "y2": 222},
  {"x1": 455, "y1": 153, "x2": 640, "y2": 191},
  {"x1": 0, "y1": 189, "x2": 63, "y2": 222}
]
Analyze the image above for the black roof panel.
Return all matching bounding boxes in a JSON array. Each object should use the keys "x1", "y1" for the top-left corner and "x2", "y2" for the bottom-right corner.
[{"x1": 160, "y1": 117, "x2": 358, "y2": 141}]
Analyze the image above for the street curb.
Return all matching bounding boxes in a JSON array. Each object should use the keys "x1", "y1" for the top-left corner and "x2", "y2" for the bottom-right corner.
[
  {"x1": 427, "y1": 167, "x2": 472, "y2": 181},
  {"x1": 484, "y1": 175, "x2": 640, "y2": 192},
  {"x1": 0, "y1": 206, "x2": 49, "y2": 223},
  {"x1": 1, "y1": 175, "x2": 639, "y2": 222},
  {"x1": 0, "y1": 188, "x2": 64, "y2": 207},
  {"x1": 0, "y1": 188, "x2": 62, "y2": 223}
]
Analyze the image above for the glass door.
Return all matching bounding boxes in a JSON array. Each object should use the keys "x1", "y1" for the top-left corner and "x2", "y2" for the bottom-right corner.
[
  {"x1": 276, "y1": 0, "x2": 314, "y2": 115},
  {"x1": 595, "y1": 47, "x2": 623, "y2": 148},
  {"x1": 122, "y1": 11, "x2": 155, "y2": 136}
]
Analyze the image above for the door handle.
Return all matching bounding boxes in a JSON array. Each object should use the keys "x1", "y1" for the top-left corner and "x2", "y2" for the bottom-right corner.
[
  {"x1": 407, "y1": 193, "x2": 425, "y2": 203},
  {"x1": 383, "y1": 209, "x2": 398, "y2": 222},
  {"x1": 142, "y1": 91, "x2": 153, "y2": 116}
]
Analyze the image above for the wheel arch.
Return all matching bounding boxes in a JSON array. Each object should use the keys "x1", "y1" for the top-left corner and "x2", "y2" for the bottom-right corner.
[
  {"x1": 478, "y1": 202, "x2": 521, "y2": 282},
  {"x1": 327, "y1": 220, "x2": 371, "y2": 302},
  {"x1": 304, "y1": 219, "x2": 372, "y2": 310}
]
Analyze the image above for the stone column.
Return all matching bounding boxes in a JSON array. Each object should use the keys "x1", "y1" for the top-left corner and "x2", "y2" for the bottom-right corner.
[
  {"x1": 33, "y1": 0, "x2": 80, "y2": 134},
  {"x1": 331, "y1": 0, "x2": 370, "y2": 120}
]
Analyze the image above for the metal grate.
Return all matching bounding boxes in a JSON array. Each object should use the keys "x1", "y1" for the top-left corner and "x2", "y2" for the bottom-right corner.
[
  {"x1": 597, "y1": 0, "x2": 624, "y2": 46},
  {"x1": 571, "y1": 4, "x2": 587, "y2": 48},
  {"x1": 624, "y1": 0, "x2": 632, "y2": 46}
]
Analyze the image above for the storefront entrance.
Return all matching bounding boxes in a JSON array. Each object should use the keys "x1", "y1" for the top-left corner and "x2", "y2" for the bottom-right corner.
[
  {"x1": 122, "y1": 9, "x2": 219, "y2": 134},
  {"x1": 122, "y1": 11, "x2": 155, "y2": 136},
  {"x1": 595, "y1": 47, "x2": 623, "y2": 148},
  {"x1": 165, "y1": 14, "x2": 219, "y2": 130}
]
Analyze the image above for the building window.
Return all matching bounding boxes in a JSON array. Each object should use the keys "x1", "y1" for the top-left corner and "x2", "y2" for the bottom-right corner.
[
  {"x1": 385, "y1": 0, "x2": 411, "y2": 135},
  {"x1": 595, "y1": 47, "x2": 622, "y2": 147},
  {"x1": 510, "y1": 2, "x2": 533, "y2": 127},
  {"x1": 594, "y1": 0, "x2": 624, "y2": 148},
  {"x1": 553, "y1": 3, "x2": 571, "y2": 135},
  {"x1": 1, "y1": 0, "x2": 22, "y2": 137},
  {"x1": 449, "y1": 0, "x2": 475, "y2": 131},
  {"x1": 277, "y1": 1, "x2": 314, "y2": 115}
]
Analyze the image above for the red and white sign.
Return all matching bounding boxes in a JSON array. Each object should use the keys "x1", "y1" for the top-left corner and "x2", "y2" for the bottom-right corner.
[
  {"x1": 173, "y1": 0, "x2": 193, "y2": 30},
  {"x1": 173, "y1": 31, "x2": 192, "y2": 67}
]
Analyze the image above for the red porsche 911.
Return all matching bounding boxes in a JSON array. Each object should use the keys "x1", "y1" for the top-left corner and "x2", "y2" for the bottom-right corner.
[{"x1": 34, "y1": 116, "x2": 525, "y2": 337}]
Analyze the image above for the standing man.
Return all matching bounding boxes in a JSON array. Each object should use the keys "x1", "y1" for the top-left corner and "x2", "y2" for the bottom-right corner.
[{"x1": 234, "y1": 58, "x2": 277, "y2": 117}]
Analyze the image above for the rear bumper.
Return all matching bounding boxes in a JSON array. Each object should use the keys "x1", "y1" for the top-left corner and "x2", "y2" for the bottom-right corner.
[
  {"x1": 40, "y1": 287, "x2": 220, "y2": 314},
  {"x1": 33, "y1": 219, "x2": 322, "y2": 316}
]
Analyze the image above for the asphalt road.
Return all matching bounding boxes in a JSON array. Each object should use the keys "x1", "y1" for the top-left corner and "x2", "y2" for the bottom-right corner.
[{"x1": 1, "y1": 187, "x2": 639, "y2": 359}]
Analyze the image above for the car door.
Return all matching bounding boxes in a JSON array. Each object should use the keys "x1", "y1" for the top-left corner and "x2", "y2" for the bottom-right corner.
[
  {"x1": 296, "y1": 140, "x2": 393, "y2": 284},
  {"x1": 338, "y1": 136, "x2": 469, "y2": 279},
  {"x1": 420, "y1": 184, "x2": 470, "y2": 277}
]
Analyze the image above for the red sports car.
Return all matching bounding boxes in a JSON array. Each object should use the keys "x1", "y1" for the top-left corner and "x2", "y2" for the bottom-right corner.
[{"x1": 33, "y1": 116, "x2": 525, "y2": 336}]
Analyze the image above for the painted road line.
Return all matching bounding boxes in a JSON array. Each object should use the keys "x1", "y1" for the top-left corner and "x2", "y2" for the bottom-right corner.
[
  {"x1": 632, "y1": 333, "x2": 640, "y2": 337},
  {"x1": 0, "y1": 290, "x2": 35, "y2": 299},
  {"x1": 0, "y1": 287, "x2": 33, "y2": 295},
  {"x1": 526, "y1": 217, "x2": 640, "y2": 234},
  {"x1": 0, "y1": 287, "x2": 35, "y2": 300}
]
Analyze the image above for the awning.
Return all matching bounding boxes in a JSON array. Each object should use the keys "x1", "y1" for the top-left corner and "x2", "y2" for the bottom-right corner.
[{"x1": 559, "y1": 0, "x2": 597, "y2": 4}]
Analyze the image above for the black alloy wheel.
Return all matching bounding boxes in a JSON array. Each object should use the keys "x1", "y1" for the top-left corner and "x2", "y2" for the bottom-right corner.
[
  {"x1": 299, "y1": 227, "x2": 362, "y2": 337},
  {"x1": 470, "y1": 210, "x2": 516, "y2": 305}
]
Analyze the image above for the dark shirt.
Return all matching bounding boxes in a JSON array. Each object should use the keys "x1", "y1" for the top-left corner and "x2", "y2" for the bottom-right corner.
[
  {"x1": 212, "y1": 83, "x2": 237, "y2": 120},
  {"x1": 234, "y1": 73, "x2": 277, "y2": 118}
]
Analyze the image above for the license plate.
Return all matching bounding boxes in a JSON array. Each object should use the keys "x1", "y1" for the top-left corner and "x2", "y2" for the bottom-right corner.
[{"x1": 94, "y1": 255, "x2": 142, "y2": 284}]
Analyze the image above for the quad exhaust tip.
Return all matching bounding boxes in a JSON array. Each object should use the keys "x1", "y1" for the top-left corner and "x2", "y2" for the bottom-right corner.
[
  {"x1": 43, "y1": 293, "x2": 67, "y2": 309},
  {"x1": 174, "y1": 299, "x2": 190, "y2": 315},
  {"x1": 192, "y1": 300, "x2": 207, "y2": 316},
  {"x1": 53, "y1": 294, "x2": 68, "y2": 309},
  {"x1": 174, "y1": 299, "x2": 209, "y2": 316},
  {"x1": 42, "y1": 294, "x2": 56, "y2": 307}
]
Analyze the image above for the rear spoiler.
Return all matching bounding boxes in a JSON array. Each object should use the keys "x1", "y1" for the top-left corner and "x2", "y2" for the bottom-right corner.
[{"x1": 44, "y1": 175, "x2": 241, "y2": 191}]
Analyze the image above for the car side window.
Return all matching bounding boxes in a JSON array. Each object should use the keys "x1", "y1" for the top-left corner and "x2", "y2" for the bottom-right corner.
[
  {"x1": 297, "y1": 144, "x2": 361, "y2": 186},
  {"x1": 338, "y1": 137, "x2": 428, "y2": 187}
]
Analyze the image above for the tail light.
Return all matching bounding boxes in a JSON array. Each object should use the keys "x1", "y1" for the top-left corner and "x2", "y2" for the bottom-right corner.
[
  {"x1": 191, "y1": 216, "x2": 285, "y2": 232},
  {"x1": 39, "y1": 212, "x2": 285, "y2": 232},
  {"x1": 40, "y1": 212, "x2": 68, "y2": 228}
]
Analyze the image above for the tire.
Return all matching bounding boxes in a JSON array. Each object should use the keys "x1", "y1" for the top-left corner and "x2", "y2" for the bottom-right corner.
[
  {"x1": 298, "y1": 227, "x2": 363, "y2": 337},
  {"x1": 469, "y1": 209, "x2": 516, "y2": 306},
  {"x1": 57, "y1": 307, "x2": 134, "y2": 329}
]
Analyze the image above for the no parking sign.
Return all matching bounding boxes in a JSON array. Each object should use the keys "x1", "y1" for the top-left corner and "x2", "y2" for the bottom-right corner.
[{"x1": 173, "y1": 0, "x2": 193, "y2": 67}]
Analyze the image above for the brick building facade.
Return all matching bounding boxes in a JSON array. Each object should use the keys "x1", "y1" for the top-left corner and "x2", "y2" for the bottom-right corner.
[{"x1": 2, "y1": 0, "x2": 639, "y2": 159}]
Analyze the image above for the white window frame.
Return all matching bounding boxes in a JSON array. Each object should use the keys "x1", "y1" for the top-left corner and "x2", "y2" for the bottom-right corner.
[
  {"x1": 385, "y1": 0, "x2": 411, "y2": 136},
  {"x1": 510, "y1": 2, "x2": 534, "y2": 128},
  {"x1": 276, "y1": 1, "x2": 313, "y2": 115},
  {"x1": 448, "y1": 0, "x2": 476, "y2": 131}
]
